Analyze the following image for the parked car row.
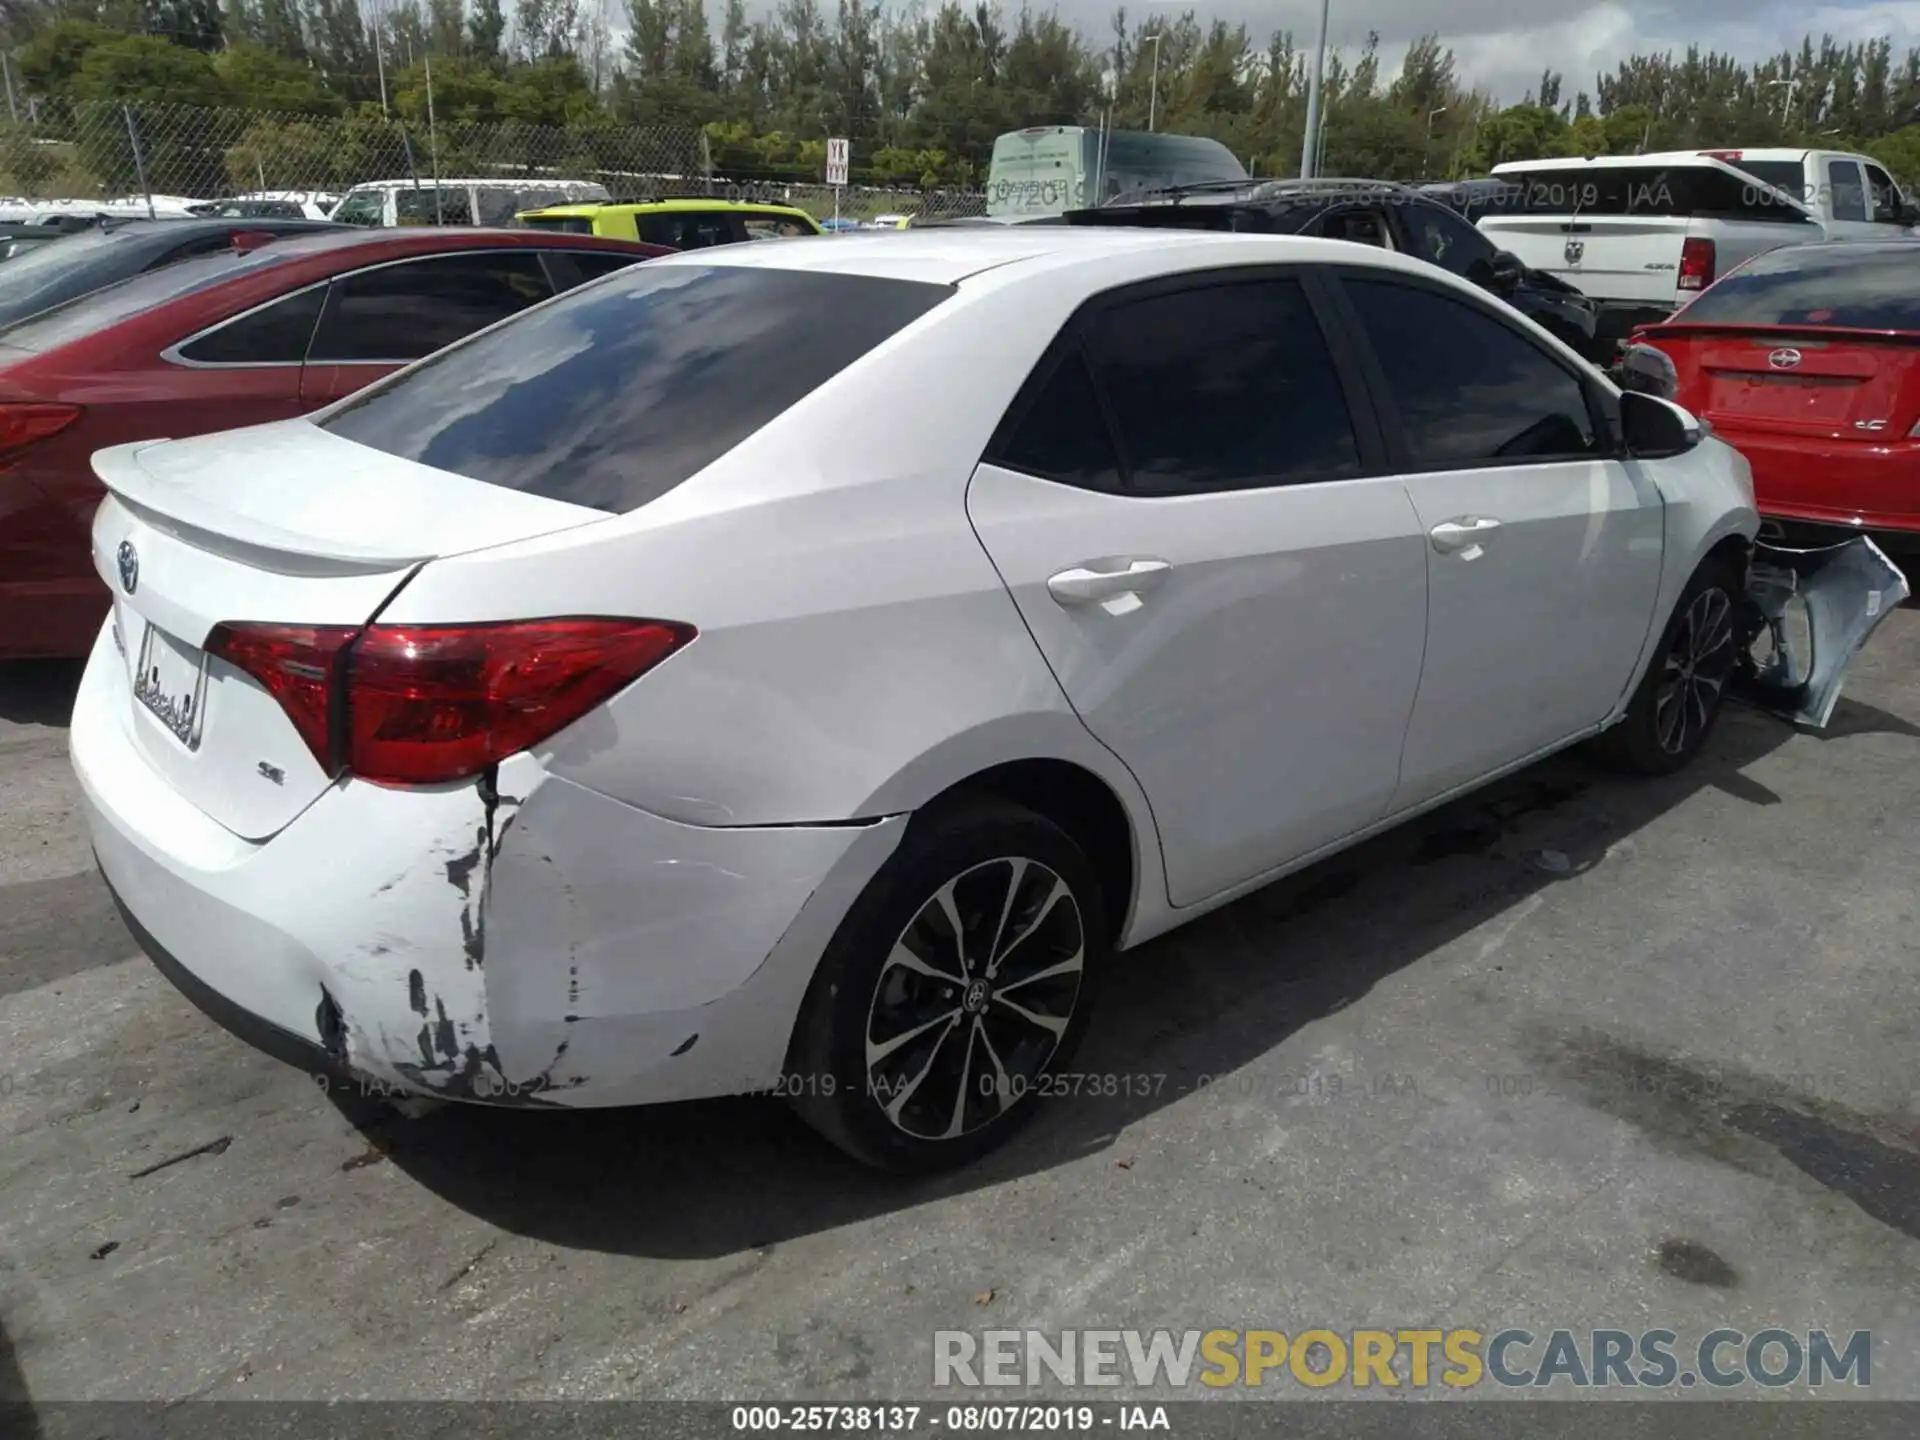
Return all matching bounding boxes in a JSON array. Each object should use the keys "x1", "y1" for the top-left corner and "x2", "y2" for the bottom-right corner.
[{"x1": 0, "y1": 161, "x2": 1905, "y2": 1175}]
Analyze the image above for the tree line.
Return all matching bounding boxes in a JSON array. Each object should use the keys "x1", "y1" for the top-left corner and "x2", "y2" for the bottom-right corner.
[{"x1": 9, "y1": 0, "x2": 1920, "y2": 189}]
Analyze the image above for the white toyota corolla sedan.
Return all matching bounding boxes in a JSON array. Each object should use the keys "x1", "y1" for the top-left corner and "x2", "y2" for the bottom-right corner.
[{"x1": 71, "y1": 228, "x2": 1905, "y2": 1171}]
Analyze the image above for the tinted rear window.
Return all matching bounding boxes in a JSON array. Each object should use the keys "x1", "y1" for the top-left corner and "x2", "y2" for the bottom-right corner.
[
  {"x1": 1496, "y1": 165, "x2": 1811, "y2": 220},
  {"x1": 520, "y1": 215, "x2": 596, "y2": 234},
  {"x1": 1670, "y1": 246, "x2": 1920, "y2": 329},
  {"x1": 320, "y1": 263, "x2": 951, "y2": 512},
  {"x1": 0, "y1": 246, "x2": 294, "y2": 351}
]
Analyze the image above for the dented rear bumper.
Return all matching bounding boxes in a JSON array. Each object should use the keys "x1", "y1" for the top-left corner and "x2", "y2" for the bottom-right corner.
[
  {"x1": 70, "y1": 618, "x2": 907, "y2": 1109},
  {"x1": 1738, "y1": 537, "x2": 1910, "y2": 728}
]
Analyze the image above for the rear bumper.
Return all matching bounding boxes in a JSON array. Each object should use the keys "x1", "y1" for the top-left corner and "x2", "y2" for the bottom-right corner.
[
  {"x1": 70, "y1": 621, "x2": 908, "y2": 1107},
  {"x1": 1712, "y1": 426, "x2": 1920, "y2": 539},
  {"x1": 1595, "y1": 301, "x2": 1676, "y2": 351}
]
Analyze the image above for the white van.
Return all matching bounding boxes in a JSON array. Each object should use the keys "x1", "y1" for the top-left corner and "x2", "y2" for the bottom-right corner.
[{"x1": 331, "y1": 178, "x2": 611, "y2": 228}]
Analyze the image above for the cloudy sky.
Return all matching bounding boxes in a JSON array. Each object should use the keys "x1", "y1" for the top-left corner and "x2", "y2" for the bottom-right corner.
[{"x1": 1021, "y1": 0, "x2": 1920, "y2": 104}]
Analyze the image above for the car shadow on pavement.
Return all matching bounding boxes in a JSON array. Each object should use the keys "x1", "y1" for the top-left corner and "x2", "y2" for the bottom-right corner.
[
  {"x1": 0, "y1": 1318, "x2": 40, "y2": 1435},
  {"x1": 350, "y1": 699, "x2": 1852, "y2": 1261},
  {"x1": 0, "y1": 660, "x2": 83, "y2": 729}
]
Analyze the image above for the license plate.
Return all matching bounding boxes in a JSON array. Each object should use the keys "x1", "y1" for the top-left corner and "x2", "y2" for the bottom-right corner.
[{"x1": 132, "y1": 622, "x2": 208, "y2": 750}]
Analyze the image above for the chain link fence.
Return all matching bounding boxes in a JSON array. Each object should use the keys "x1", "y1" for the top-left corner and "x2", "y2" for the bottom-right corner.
[{"x1": 0, "y1": 99, "x2": 987, "y2": 226}]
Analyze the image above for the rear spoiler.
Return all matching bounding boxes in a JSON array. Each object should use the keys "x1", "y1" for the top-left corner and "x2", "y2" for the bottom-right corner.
[{"x1": 92, "y1": 438, "x2": 435, "y2": 572}]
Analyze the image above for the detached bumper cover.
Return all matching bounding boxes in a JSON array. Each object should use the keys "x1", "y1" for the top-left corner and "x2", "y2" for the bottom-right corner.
[{"x1": 1739, "y1": 537, "x2": 1911, "y2": 728}]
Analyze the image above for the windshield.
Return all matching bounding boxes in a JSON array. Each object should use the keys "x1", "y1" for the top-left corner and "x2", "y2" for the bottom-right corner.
[
  {"x1": 987, "y1": 130, "x2": 1090, "y2": 218},
  {"x1": 1669, "y1": 245, "x2": 1920, "y2": 330},
  {"x1": 0, "y1": 224, "x2": 169, "y2": 329},
  {"x1": 0, "y1": 246, "x2": 292, "y2": 352},
  {"x1": 321, "y1": 263, "x2": 951, "y2": 513},
  {"x1": 332, "y1": 191, "x2": 385, "y2": 226}
]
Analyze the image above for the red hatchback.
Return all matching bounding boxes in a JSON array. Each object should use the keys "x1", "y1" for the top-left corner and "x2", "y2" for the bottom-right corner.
[
  {"x1": 0, "y1": 226, "x2": 667, "y2": 659},
  {"x1": 1632, "y1": 241, "x2": 1920, "y2": 544}
]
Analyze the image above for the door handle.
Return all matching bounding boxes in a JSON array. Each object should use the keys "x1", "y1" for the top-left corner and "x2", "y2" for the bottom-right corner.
[
  {"x1": 1046, "y1": 558, "x2": 1172, "y2": 605},
  {"x1": 1429, "y1": 517, "x2": 1501, "y2": 554}
]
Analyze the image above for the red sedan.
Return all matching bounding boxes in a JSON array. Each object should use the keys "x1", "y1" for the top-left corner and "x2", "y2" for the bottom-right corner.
[
  {"x1": 1631, "y1": 240, "x2": 1920, "y2": 544},
  {"x1": 0, "y1": 226, "x2": 668, "y2": 659}
]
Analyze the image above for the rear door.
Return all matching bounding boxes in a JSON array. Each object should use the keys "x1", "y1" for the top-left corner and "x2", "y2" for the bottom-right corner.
[
  {"x1": 966, "y1": 267, "x2": 1429, "y2": 907},
  {"x1": 1329, "y1": 268, "x2": 1665, "y2": 809},
  {"x1": 298, "y1": 249, "x2": 555, "y2": 407}
]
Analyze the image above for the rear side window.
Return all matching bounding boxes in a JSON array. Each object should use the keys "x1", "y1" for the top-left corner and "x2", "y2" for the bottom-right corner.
[
  {"x1": 1498, "y1": 165, "x2": 1810, "y2": 221},
  {"x1": 638, "y1": 213, "x2": 738, "y2": 249},
  {"x1": 1079, "y1": 278, "x2": 1361, "y2": 493},
  {"x1": 320, "y1": 264, "x2": 949, "y2": 513},
  {"x1": 988, "y1": 349, "x2": 1122, "y2": 490},
  {"x1": 395, "y1": 188, "x2": 473, "y2": 226},
  {"x1": 175, "y1": 286, "x2": 324, "y2": 364},
  {"x1": 542, "y1": 248, "x2": 644, "y2": 293},
  {"x1": 1345, "y1": 278, "x2": 1600, "y2": 467},
  {"x1": 1668, "y1": 246, "x2": 1920, "y2": 329},
  {"x1": 308, "y1": 251, "x2": 553, "y2": 362},
  {"x1": 744, "y1": 215, "x2": 817, "y2": 239},
  {"x1": 0, "y1": 246, "x2": 294, "y2": 351},
  {"x1": 521, "y1": 216, "x2": 595, "y2": 235},
  {"x1": 1828, "y1": 160, "x2": 1868, "y2": 222}
]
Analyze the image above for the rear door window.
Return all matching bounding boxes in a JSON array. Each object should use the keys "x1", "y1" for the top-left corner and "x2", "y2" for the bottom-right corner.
[
  {"x1": 1077, "y1": 276, "x2": 1362, "y2": 493},
  {"x1": 637, "y1": 213, "x2": 736, "y2": 249},
  {"x1": 320, "y1": 264, "x2": 950, "y2": 512},
  {"x1": 1497, "y1": 165, "x2": 1813, "y2": 221},
  {"x1": 174, "y1": 286, "x2": 325, "y2": 364},
  {"x1": 307, "y1": 251, "x2": 553, "y2": 362},
  {"x1": 541, "y1": 248, "x2": 645, "y2": 293},
  {"x1": 1828, "y1": 159, "x2": 1868, "y2": 221},
  {"x1": 1662, "y1": 245, "x2": 1920, "y2": 329},
  {"x1": 986, "y1": 349, "x2": 1122, "y2": 491}
]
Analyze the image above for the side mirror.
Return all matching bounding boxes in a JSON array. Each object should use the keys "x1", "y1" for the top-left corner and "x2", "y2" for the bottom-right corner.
[
  {"x1": 1899, "y1": 199, "x2": 1920, "y2": 227},
  {"x1": 1616, "y1": 340, "x2": 1680, "y2": 401},
  {"x1": 1621, "y1": 389, "x2": 1703, "y2": 458},
  {"x1": 1488, "y1": 249, "x2": 1524, "y2": 293}
]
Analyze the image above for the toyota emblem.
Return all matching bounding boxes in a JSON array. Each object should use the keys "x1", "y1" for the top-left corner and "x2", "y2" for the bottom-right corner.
[
  {"x1": 1768, "y1": 348, "x2": 1802, "y2": 370},
  {"x1": 116, "y1": 540, "x2": 138, "y2": 594}
]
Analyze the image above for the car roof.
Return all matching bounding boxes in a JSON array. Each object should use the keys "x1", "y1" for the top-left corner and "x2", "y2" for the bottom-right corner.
[
  {"x1": 640, "y1": 225, "x2": 1450, "y2": 289},
  {"x1": 522, "y1": 199, "x2": 816, "y2": 218},
  {"x1": 229, "y1": 225, "x2": 646, "y2": 261},
  {"x1": 344, "y1": 178, "x2": 606, "y2": 190}
]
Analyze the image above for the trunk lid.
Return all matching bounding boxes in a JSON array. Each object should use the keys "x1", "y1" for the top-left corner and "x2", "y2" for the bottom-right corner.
[
  {"x1": 90, "y1": 419, "x2": 611, "y2": 841},
  {"x1": 1476, "y1": 215, "x2": 1693, "y2": 304},
  {"x1": 1652, "y1": 327, "x2": 1920, "y2": 441}
]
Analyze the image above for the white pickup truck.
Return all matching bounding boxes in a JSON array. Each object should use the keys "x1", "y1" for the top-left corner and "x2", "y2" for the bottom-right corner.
[{"x1": 1471, "y1": 148, "x2": 1919, "y2": 353}]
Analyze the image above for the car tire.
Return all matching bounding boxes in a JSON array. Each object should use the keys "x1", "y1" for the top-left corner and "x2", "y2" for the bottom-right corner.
[
  {"x1": 787, "y1": 798, "x2": 1107, "y2": 1173},
  {"x1": 1595, "y1": 556, "x2": 1741, "y2": 776}
]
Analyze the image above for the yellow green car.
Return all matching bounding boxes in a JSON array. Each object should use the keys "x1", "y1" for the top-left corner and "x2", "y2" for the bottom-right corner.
[{"x1": 514, "y1": 198, "x2": 823, "y2": 250}]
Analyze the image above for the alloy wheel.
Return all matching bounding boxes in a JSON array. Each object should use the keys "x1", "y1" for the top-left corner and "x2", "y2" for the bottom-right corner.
[
  {"x1": 863, "y1": 856, "x2": 1086, "y2": 1141},
  {"x1": 1653, "y1": 586, "x2": 1735, "y2": 755}
]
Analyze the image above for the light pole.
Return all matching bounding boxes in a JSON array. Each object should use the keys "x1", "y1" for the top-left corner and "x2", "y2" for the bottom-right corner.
[
  {"x1": 1769, "y1": 75, "x2": 1800, "y2": 133},
  {"x1": 1144, "y1": 33, "x2": 1163, "y2": 132},
  {"x1": 1298, "y1": 0, "x2": 1330, "y2": 177},
  {"x1": 1423, "y1": 105, "x2": 1447, "y2": 178}
]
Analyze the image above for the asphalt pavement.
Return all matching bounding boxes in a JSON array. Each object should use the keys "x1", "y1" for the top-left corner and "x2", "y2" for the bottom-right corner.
[{"x1": 2, "y1": 610, "x2": 1918, "y2": 1404}]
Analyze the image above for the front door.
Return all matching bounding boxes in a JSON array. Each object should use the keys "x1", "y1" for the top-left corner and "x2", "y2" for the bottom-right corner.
[
  {"x1": 966, "y1": 269, "x2": 1430, "y2": 907},
  {"x1": 1330, "y1": 270, "x2": 1666, "y2": 810}
]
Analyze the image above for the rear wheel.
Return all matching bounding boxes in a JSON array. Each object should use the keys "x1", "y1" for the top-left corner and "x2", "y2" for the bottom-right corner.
[
  {"x1": 787, "y1": 800, "x2": 1106, "y2": 1173},
  {"x1": 1597, "y1": 557, "x2": 1741, "y2": 775}
]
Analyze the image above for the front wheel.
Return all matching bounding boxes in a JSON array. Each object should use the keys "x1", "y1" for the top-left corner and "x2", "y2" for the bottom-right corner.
[
  {"x1": 1596, "y1": 557, "x2": 1741, "y2": 775},
  {"x1": 786, "y1": 800, "x2": 1106, "y2": 1173}
]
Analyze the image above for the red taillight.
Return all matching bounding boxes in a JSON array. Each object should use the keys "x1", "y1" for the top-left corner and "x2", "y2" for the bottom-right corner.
[
  {"x1": 205, "y1": 622, "x2": 357, "y2": 768},
  {"x1": 345, "y1": 618, "x2": 694, "y2": 785},
  {"x1": 0, "y1": 401, "x2": 82, "y2": 455},
  {"x1": 1678, "y1": 237, "x2": 1715, "y2": 292},
  {"x1": 208, "y1": 616, "x2": 695, "y2": 785}
]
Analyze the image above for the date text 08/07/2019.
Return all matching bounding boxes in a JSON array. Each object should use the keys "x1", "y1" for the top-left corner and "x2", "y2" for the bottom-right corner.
[{"x1": 730, "y1": 1405, "x2": 1171, "y2": 1432}]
